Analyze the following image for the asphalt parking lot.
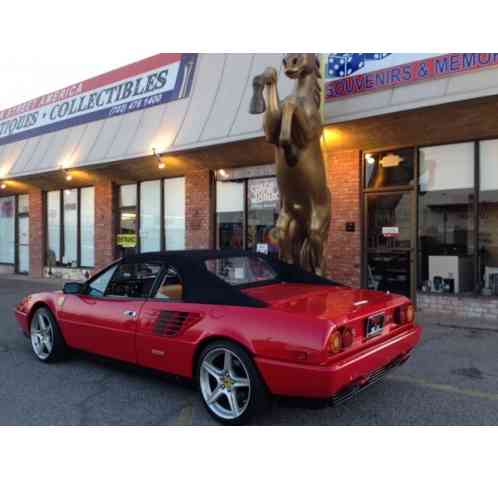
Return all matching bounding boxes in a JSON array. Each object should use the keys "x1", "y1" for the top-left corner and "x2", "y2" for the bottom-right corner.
[{"x1": 1, "y1": 276, "x2": 497, "y2": 425}]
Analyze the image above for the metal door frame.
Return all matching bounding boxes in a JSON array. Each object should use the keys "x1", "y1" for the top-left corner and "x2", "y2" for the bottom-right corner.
[{"x1": 361, "y1": 148, "x2": 418, "y2": 302}]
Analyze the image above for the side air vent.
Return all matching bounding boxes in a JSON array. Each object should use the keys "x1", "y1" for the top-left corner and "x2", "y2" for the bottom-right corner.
[{"x1": 153, "y1": 311, "x2": 203, "y2": 337}]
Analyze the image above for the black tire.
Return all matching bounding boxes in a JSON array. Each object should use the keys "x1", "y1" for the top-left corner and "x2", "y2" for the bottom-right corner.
[
  {"x1": 29, "y1": 307, "x2": 68, "y2": 363},
  {"x1": 197, "y1": 340, "x2": 270, "y2": 425}
]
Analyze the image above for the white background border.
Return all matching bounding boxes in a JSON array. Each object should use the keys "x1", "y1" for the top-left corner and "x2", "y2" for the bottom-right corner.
[{"x1": 2, "y1": 1, "x2": 498, "y2": 478}]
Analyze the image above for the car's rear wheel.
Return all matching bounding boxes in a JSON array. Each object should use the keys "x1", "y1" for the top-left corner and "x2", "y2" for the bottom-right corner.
[
  {"x1": 197, "y1": 340, "x2": 269, "y2": 425},
  {"x1": 30, "y1": 307, "x2": 67, "y2": 363}
]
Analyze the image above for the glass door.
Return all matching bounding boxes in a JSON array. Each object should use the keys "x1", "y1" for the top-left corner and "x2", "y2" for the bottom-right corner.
[
  {"x1": 117, "y1": 184, "x2": 138, "y2": 257},
  {"x1": 17, "y1": 215, "x2": 29, "y2": 274},
  {"x1": 16, "y1": 194, "x2": 30, "y2": 274},
  {"x1": 118, "y1": 209, "x2": 138, "y2": 257},
  {"x1": 216, "y1": 180, "x2": 245, "y2": 249},
  {"x1": 247, "y1": 178, "x2": 280, "y2": 256},
  {"x1": 365, "y1": 191, "x2": 416, "y2": 298}
]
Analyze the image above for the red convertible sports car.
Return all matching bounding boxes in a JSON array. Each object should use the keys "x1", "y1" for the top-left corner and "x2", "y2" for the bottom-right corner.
[{"x1": 15, "y1": 250, "x2": 421, "y2": 424}]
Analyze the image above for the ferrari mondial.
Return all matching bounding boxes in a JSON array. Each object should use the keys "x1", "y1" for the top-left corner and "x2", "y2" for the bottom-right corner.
[{"x1": 15, "y1": 250, "x2": 421, "y2": 424}]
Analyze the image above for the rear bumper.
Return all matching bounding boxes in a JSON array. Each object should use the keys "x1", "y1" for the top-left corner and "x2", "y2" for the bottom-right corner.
[
  {"x1": 255, "y1": 325, "x2": 421, "y2": 399},
  {"x1": 328, "y1": 353, "x2": 409, "y2": 406}
]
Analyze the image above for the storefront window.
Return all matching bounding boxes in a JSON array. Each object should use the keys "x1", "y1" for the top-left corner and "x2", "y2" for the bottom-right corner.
[
  {"x1": 0, "y1": 196, "x2": 15, "y2": 264},
  {"x1": 418, "y1": 143, "x2": 475, "y2": 294},
  {"x1": 247, "y1": 178, "x2": 279, "y2": 254},
  {"x1": 120, "y1": 184, "x2": 137, "y2": 208},
  {"x1": 216, "y1": 175, "x2": 280, "y2": 253},
  {"x1": 478, "y1": 140, "x2": 498, "y2": 296},
  {"x1": 80, "y1": 187, "x2": 95, "y2": 267},
  {"x1": 17, "y1": 194, "x2": 30, "y2": 274},
  {"x1": 46, "y1": 188, "x2": 95, "y2": 268},
  {"x1": 118, "y1": 184, "x2": 138, "y2": 257},
  {"x1": 140, "y1": 180, "x2": 161, "y2": 253},
  {"x1": 364, "y1": 148, "x2": 415, "y2": 189},
  {"x1": 47, "y1": 190, "x2": 61, "y2": 264},
  {"x1": 216, "y1": 180, "x2": 244, "y2": 249},
  {"x1": 17, "y1": 194, "x2": 29, "y2": 214},
  {"x1": 63, "y1": 189, "x2": 78, "y2": 267},
  {"x1": 118, "y1": 179, "x2": 186, "y2": 255},
  {"x1": 164, "y1": 177, "x2": 186, "y2": 250}
]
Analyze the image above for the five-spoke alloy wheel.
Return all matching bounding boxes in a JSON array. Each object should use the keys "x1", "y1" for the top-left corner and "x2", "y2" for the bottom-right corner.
[
  {"x1": 198, "y1": 340, "x2": 269, "y2": 425},
  {"x1": 30, "y1": 307, "x2": 67, "y2": 363}
]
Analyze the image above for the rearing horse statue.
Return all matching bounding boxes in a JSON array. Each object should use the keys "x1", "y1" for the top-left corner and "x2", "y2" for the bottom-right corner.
[{"x1": 249, "y1": 53, "x2": 331, "y2": 276}]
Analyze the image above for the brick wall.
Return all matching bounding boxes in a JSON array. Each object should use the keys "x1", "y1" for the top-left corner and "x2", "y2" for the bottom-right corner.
[
  {"x1": 94, "y1": 176, "x2": 117, "y2": 272},
  {"x1": 186, "y1": 170, "x2": 214, "y2": 249},
  {"x1": 417, "y1": 293, "x2": 498, "y2": 321},
  {"x1": 28, "y1": 188, "x2": 45, "y2": 277},
  {"x1": 325, "y1": 149, "x2": 361, "y2": 287}
]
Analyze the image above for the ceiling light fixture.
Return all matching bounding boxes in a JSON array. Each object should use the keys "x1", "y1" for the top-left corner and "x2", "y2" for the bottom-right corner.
[
  {"x1": 153, "y1": 148, "x2": 166, "y2": 170},
  {"x1": 63, "y1": 169, "x2": 73, "y2": 181},
  {"x1": 0, "y1": 182, "x2": 6, "y2": 190}
]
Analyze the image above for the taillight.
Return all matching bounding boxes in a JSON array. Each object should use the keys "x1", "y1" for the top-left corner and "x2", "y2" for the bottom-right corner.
[
  {"x1": 393, "y1": 307, "x2": 404, "y2": 324},
  {"x1": 394, "y1": 304, "x2": 415, "y2": 325},
  {"x1": 328, "y1": 330, "x2": 343, "y2": 354},
  {"x1": 342, "y1": 328, "x2": 354, "y2": 348},
  {"x1": 406, "y1": 304, "x2": 415, "y2": 323},
  {"x1": 328, "y1": 327, "x2": 355, "y2": 355}
]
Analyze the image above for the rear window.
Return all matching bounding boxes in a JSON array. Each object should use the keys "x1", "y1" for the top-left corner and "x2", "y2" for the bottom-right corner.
[{"x1": 205, "y1": 256, "x2": 277, "y2": 287}]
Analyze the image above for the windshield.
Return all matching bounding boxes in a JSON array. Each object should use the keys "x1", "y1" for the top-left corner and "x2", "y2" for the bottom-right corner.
[{"x1": 204, "y1": 255, "x2": 278, "y2": 287}]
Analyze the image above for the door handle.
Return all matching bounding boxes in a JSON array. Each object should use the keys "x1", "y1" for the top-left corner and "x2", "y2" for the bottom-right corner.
[{"x1": 123, "y1": 310, "x2": 137, "y2": 319}]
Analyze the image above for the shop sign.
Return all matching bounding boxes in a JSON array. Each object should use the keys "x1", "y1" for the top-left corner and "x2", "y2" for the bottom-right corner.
[
  {"x1": 325, "y1": 53, "x2": 498, "y2": 101},
  {"x1": 382, "y1": 226, "x2": 400, "y2": 238},
  {"x1": 256, "y1": 243, "x2": 269, "y2": 255},
  {"x1": 248, "y1": 178, "x2": 279, "y2": 210},
  {"x1": 380, "y1": 154, "x2": 403, "y2": 168},
  {"x1": 0, "y1": 53, "x2": 198, "y2": 147},
  {"x1": 117, "y1": 234, "x2": 137, "y2": 248}
]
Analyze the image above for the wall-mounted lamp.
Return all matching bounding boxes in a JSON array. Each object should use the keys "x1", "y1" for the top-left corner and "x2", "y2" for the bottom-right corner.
[
  {"x1": 153, "y1": 148, "x2": 166, "y2": 170},
  {"x1": 63, "y1": 169, "x2": 73, "y2": 181},
  {"x1": 0, "y1": 182, "x2": 6, "y2": 190}
]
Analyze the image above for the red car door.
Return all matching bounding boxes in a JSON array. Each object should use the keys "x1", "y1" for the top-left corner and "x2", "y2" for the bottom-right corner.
[
  {"x1": 136, "y1": 266, "x2": 206, "y2": 378},
  {"x1": 59, "y1": 262, "x2": 162, "y2": 363}
]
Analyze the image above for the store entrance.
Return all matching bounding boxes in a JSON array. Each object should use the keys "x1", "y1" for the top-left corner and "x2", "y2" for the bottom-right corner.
[
  {"x1": 118, "y1": 210, "x2": 138, "y2": 257},
  {"x1": 364, "y1": 191, "x2": 416, "y2": 298},
  {"x1": 216, "y1": 175, "x2": 280, "y2": 256},
  {"x1": 17, "y1": 215, "x2": 29, "y2": 274}
]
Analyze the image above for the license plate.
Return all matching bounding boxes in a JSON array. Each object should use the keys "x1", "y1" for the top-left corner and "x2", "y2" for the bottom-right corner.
[{"x1": 366, "y1": 313, "x2": 384, "y2": 338}]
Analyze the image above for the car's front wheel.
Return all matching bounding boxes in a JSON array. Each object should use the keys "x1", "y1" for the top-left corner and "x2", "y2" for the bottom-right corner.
[
  {"x1": 30, "y1": 307, "x2": 67, "y2": 363},
  {"x1": 197, "y1": 340, "x2": 269, "y2": 425}
]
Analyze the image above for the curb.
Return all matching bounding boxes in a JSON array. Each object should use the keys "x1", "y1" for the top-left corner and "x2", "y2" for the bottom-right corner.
[{"x1": 419, "y1": 314, "x2": 498, "y2": 333}]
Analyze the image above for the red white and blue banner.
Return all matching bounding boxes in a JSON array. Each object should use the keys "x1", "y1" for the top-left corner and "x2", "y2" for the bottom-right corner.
[
  {"x1": 325, "y1": 53, "x2": 498, "y2": 101},
  {"x1": 0, "y1": 53, "x2": 198, "y2": 146}
]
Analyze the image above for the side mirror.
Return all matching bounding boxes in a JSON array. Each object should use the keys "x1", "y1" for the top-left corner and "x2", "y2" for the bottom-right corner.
[{"x1": 63, "y1": 282, "x2": 84, "y2": 295}]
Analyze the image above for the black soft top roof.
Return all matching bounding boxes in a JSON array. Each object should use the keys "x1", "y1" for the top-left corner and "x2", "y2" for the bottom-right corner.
[{"x1": 120, "y1": 249, "x2": 340, "y2": 308}]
